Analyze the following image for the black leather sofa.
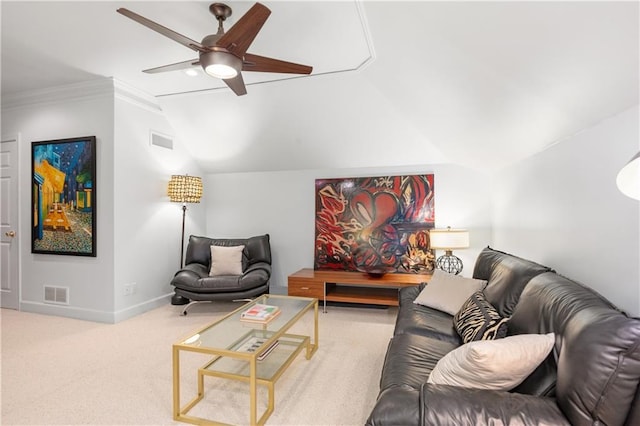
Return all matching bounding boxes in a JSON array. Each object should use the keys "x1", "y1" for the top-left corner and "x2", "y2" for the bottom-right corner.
[
  {"x1": 171, "y1": 234, "x2": 272, "y2": 314},
  {"x1": 366, "y1": 247, "x2": 640, "y2": 426}
]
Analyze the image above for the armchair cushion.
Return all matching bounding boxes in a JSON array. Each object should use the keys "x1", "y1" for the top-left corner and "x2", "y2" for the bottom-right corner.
[{"x1": 209, "y1": 244, "x2": 244, "y2": 276}]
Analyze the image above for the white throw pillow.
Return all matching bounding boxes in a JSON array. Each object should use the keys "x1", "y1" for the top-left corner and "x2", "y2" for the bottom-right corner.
[
  {"x1": 209, "y1": 245, "x2": 245, "y2": 276},
  {"x1": 427, "y1": 332, "x2": 555, "y2": 391},
  {"x1": 413, "y1": 269, "x2": 487, "y2": 315}
]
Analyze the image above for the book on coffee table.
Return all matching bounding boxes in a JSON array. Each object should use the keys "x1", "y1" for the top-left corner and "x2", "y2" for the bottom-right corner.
[
  {"x1": 235, "y1": 335, "x2": 280, "y2": 361},
  {"x1": 240, "y1": 304, "x2": 281, "y2": 323}
]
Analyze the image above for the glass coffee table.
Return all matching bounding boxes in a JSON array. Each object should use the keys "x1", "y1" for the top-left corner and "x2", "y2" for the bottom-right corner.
[{"x1": 172, "y1": 294, "x2": 318, "y2": 426}]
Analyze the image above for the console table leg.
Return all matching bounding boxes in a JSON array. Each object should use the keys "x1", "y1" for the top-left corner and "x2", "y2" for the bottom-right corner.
[{"x1": 323, "y1": 282, "x2": 327, "y2": 313}]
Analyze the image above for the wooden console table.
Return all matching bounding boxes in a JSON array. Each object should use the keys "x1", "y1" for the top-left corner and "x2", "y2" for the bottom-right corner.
[{"x1": 287, "y1": 268, "x2": 431, "y2": 311}]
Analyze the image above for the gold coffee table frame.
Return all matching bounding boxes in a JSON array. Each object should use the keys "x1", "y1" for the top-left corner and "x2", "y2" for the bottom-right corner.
[{"x1": 172, "y1": 295, "x2": 319, "y2": 426}]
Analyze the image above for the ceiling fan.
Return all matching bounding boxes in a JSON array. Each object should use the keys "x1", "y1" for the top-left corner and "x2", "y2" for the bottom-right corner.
[{"x1": 116, "y1": 2, "x2": 313, "y2": 96}]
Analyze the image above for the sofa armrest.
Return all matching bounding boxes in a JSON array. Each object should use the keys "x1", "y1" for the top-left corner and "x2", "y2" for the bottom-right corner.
[
  {"x1": 244, "y1": 261, "x2": 271, "y2": 275},
  {"x1": 238, "y1": 262, "x2": 271, "y2": 290},
  {"x1": 421, "y1": 384, "x2": 570, "y2": 426},
  {"x1": 366, "y1": 385, "x2": 421, "y2": 426}
]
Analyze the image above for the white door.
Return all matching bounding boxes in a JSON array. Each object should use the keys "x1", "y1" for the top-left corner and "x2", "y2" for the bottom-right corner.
[{"x1": 1, "y1": 136, "x2": 19, "y2": 309}]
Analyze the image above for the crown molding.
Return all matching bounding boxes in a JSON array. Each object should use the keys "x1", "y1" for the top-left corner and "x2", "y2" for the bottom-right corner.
[
  {"x1": 1, "y1": 78, "x2": 114, "y2": 111},
  {"x1": 113, "y1": 79, "x2": 163, "y2": 114},
  {"x1": 1, "y1": 77, "x2": 162, "y2": 113}
]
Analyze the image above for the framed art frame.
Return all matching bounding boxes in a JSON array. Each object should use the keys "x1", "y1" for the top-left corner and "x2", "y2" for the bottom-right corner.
[
  {"x1": 314, "y1": 174, "x2": 435, "y2": 275},
  {"x1": 31, "y1": 136, "x2": 97, "y2": 256}
]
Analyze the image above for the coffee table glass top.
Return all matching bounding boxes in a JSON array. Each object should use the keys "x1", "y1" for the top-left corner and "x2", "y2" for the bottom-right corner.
[{"x1": 178, "y1": 294, "x2": 315, "y2": 352}]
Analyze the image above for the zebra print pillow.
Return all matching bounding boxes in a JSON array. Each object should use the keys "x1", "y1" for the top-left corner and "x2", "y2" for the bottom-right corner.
[{"x1": 454, "y1": 291, "x2": 508, "y2": 343}]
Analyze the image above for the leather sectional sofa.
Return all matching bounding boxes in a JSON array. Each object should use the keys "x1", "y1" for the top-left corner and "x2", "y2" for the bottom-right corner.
[{"x1": 366, "y1": 247, "x2": 640, "y2": 425}]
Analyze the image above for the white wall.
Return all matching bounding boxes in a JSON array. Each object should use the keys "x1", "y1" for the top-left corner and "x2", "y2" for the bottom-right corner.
[
  {"x1": 204, "y1": 164, "x2": 492, "y2": 293},
  {"x1": 2, "y1": 80, "x2": 116, "y2": 321},
  {"x1": 112, "y1": 81, "x2": 206, "y2": 321},
  {"x1": 492, "y1": 105, "x2": 640, "y2": 315},
  {"x1": 1, "y1": 78, "x2": 207, "y2": 323}
]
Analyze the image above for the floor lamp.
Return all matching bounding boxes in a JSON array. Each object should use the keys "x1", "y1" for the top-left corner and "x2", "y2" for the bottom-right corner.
[
  {"x1": 617, "y1": 151, "x2": 640, "y2": 200},
  {"x1": 429, "y1": 227, "x2": 470, "y2": 275},
  {"x1": 168, "y1": 175, "x2": 203, "y2": 268}
]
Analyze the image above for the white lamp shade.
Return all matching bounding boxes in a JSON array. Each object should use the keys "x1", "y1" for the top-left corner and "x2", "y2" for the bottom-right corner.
[
  {"x1": 616, "y1": 152, "x2": 640, "y2": 201},
  {"x1": 429, "y1": 228, "x2": 469, "y2": 249}
]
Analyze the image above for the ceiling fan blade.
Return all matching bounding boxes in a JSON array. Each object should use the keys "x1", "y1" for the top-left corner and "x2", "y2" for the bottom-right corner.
[
  {"x1": 223, "y1": 74, "x2": 247, "y2": 96},
  {"x1": 243, "y1": 53, "x2": 312, "y2": 74},
  {"x1": 117, "y1": 8, "x2": 207, "y2": 53},
  {"x1": 143, "y1": 59, "x2": 201, "y2": 74},
  {"x1": 216, "y1": 3, "x2": 271, "y2": 57}
]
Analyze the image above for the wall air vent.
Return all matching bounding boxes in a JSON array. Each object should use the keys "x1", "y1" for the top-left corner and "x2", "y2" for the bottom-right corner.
[
  {"x1": 149, "y1": 131, "x2": 173, "y2": 150},
  {"x1": 44, "y1": 286, "x2": 69, "y2": 305}
]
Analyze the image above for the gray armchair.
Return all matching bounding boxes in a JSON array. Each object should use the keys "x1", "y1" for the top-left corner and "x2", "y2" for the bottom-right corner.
[{"x1": 171, "y1": 234, "x2": 271, "y2": 315}]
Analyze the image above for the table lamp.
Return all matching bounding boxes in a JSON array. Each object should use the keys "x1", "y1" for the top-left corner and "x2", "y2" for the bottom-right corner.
[{"x1": 429, "y1": 227, "x2": 469, "y2": 275}]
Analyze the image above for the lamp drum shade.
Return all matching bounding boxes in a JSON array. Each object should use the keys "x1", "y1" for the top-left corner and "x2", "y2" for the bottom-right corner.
[
  {"x1": 616, "y1": 152, "x2": 640, "y2": 201},
  {"x1": 168, "y1": 175, "x2": 203, "y2": 203},
  {"x1": 430, "y1": 228, "x2": 470, "y2": 249}
]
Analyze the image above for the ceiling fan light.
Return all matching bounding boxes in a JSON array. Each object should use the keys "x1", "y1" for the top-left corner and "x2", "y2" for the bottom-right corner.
[
  {"x1": 200, "y1": 51, "x2": 241, "y2": 80},
  {"x1": 205, "y1": 63, "x2": 238, "y2": 79}
]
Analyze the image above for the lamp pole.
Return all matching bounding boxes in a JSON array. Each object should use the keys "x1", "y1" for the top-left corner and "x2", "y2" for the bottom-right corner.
[{"x1": 180, "y1": 204, "x2": 187, "y2": 268}]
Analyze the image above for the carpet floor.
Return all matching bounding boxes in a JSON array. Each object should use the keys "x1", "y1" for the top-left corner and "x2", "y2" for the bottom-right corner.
[{"x1": 1, "y1": 301, "x2": 397, "y2": 425}]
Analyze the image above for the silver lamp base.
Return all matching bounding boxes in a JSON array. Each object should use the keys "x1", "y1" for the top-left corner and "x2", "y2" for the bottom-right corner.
[{"x1": 435, "y1": 250, "x2": 463, "y2": 275}]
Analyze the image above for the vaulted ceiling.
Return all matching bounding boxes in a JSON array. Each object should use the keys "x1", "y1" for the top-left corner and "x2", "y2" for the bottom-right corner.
[{"x1": 2, "y1": 1, "x2": 638, "y2": 173}]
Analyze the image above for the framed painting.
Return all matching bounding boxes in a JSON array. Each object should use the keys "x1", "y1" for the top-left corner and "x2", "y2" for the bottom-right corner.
[
  {"x1": 31, "y1": 136, "x2": 97, "y2": 256},
  {"x1": 314, "y1": 174, "x2": 435, "y2": 275}
]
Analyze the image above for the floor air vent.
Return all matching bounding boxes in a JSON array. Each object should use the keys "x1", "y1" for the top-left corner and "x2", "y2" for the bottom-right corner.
[{"x1": 44, "y1": 286, "x2": 69, "y2": 305}]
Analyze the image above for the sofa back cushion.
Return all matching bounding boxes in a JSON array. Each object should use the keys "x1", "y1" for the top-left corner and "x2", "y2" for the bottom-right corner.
[
  {"x1": 472, "y1": 247, "x2": 505, "y2": 281},
  {"x1": 472, "y1": 247, "x2": 552, "y2": 317},
  {"x1": 186, "y1": 234, "x2": 271, "y2": 270},
  {"x1": 508, "y1": 272, "x2": 640, "y2": 426}
]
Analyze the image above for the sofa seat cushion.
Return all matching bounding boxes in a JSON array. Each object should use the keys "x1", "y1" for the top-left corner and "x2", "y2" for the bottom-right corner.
[
  {"x1": 380, "y1": 333, "x2": 458, "y2": 391},
  {"x1": 173, "y1": 274, "x2": 242, "y2": 292},
  {"x1": 395, "y1": 286, "x2": 461, "y2": 344},
  {"x1": 172, "y1": 261, "x2": 272, "y2": 294},
  {"x1": 420, "y1": 384, "x2": 570, "y2": 426},
  {"x1": 174, "y1": 283, "x2": 269, "y2": 302}
]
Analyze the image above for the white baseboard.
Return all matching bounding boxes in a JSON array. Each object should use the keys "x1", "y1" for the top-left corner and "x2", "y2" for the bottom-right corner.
[
  {"x1": 20, "y1": 293, "x2": 173, "y2": 324},
  {"x1": 113, "y1": 294, "x2": 173, "y2": 323}
]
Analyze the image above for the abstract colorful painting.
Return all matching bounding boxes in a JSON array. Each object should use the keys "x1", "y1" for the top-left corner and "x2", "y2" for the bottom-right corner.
[
  {"x1": 32, "y1": 136, "x2": 96, "y2": 256},
  {"x1": 314, "y1": 174, "x2": 435, "y2": 275}
]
